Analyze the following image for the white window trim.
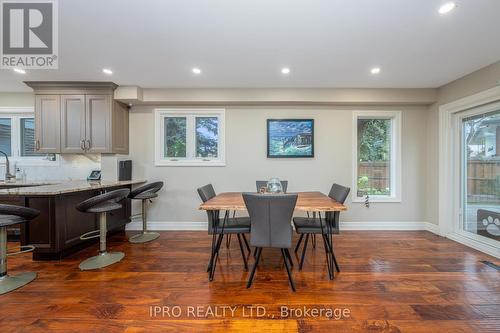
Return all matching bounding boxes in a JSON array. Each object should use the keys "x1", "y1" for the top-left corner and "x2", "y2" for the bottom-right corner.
[
  {"x1": 0, "y1": 107, "x2": 60, "y2": 167},
  {"x1": 352, "y1": 110, "x2": 402, "y2": 203},
  {"x1": 439, "y1": 86, "x2": 500, "y2": 258},
  {"x1": 154, "y1": 108, "x2": 226, "y2": 167}
]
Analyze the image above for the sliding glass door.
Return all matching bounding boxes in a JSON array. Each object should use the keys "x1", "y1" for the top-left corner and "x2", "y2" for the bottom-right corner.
[{"x1": 460, "y1": 108, "x2": 500, "y2": 246}]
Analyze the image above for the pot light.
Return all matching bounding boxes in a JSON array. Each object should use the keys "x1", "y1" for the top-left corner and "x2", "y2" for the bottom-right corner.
[
  {"x1": 370, "y1": 67, "x2": 381, "y2": 75},
  {"x1": 13, "y1": 68, "x2": 26, "y2": 74},
  {"x1": 439, "y1": 2, "x2": 456, "y2": 14},
  {"x1": 102, "y1": 68, "x2": 113, "y2": 75},
  {"x1": 192, "y1": 67, "x2": 201, "y2": 75},
  {"x1": 281, "y1": 67, "x2": 291, "y2": 75}
]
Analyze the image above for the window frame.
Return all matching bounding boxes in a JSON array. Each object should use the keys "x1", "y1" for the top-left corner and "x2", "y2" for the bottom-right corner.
[
  {"x1": 352, "y1": 110, "x2": 402, "y2": 203},
  {"x1": 154, "y1": 108, "x2": 226, "y2": 166},
  {"x1": 0, "y1": 107, "x2": 59, "y2": 166}
]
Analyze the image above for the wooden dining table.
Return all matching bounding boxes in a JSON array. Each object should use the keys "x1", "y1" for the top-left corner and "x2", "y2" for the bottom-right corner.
[{"x1": 199, "y1": 191, "x2": 347, "y2": 212}]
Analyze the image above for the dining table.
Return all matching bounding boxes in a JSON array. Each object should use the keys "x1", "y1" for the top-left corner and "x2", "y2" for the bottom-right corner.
[{"x1": 199, "y1": 191, "x2": 347, "y2": 212}]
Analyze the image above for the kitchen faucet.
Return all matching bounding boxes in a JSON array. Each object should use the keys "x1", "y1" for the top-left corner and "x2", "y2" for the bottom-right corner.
[{"x1": 0, "y1": 150, "x2": 15, "y2": 182}]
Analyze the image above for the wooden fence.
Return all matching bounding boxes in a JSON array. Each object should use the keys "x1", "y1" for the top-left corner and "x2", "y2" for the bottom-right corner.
[{"x1": 358, "y1": 160, "x2": 500, "y2": 203}]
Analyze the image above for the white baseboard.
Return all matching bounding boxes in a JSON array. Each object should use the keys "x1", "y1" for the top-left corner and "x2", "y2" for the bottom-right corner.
[
  {"x1": 445, "y1": 232, "x2": 499, "y2": 259},
  {"x1": 126, "y1": 219, "x2": 439, "y2": 232}
]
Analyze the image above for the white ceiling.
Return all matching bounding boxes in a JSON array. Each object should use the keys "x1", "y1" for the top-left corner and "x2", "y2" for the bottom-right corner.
[{"x1": 1, "y1": 0, "x2": 500, "y2": 92}]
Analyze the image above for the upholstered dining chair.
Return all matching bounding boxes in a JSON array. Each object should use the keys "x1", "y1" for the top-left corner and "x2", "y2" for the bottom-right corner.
[
  {"x1": 255, "y1": 180, "x2": 288, "y2": 193},
  {"x1": 243, "y1": 193, "x2": 298, "y2": 291},
  {"x1": 197, "y1": 184, "x2": 251, "y2": 281},
  {"x1": 292, "y1": 183, "x2": 350, "y2": 280}
]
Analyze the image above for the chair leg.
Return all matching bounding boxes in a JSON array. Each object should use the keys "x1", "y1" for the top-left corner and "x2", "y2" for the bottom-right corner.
[
  {"x1": 241, "y1": 234, "x2": 251, "y2": 253},
  {"x1": 236, "y1": 234, "x2": 248, "y2": 271},
  {"x1": 284, "y1": 248, "x2": 293, "y2": 268},
  {"x1": 247, "y1": 247, "x2": 262, "y2": 289},
  {"x1": 209, "y1": 234, "x2": 224, "y2": 281},
  {"x1": 299, "y1": 234, "x2": 309, "y2": 271},
  {"x1": 281, "y1": 249, "x2": 296, "y2": 292},
  {"x1": 294, "y1": 234, "x2": 304, "y2": 253},
  {"x1": 312, "y1": 234, "x2": 316, "y2": 248},
  {"x1": 253, "y1": 247, "x2": 258, "y2": 258},
  {"x1": 226, "y1": 234, "x2": 231, "y2": 248}
]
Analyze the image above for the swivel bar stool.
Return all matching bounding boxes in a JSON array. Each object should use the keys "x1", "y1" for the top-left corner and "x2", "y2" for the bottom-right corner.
[
  {"x1": 0, "y1": 204, "x2": 40, "y2": 294},
  {"x1": 77, "y1": 188, "x2": 130, "y2": 270},
  {"x1": 128, "y1": 181, "x2": 164, "y2": 243}
]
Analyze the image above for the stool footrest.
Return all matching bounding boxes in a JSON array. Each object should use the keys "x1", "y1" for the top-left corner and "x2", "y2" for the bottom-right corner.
[
  {"x1": 7, "y1": 245, "x2": 36, "y2": 256},
  {"x1": 80, "y1": 229, "x2": 100, "y2": 240}
]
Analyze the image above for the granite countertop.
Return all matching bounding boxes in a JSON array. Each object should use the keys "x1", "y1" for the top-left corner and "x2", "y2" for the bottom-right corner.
[
  {"x1": 0, "y1": 180, "x2": 146, "y2": 196},
  {"x1": 0, "y1": 180, "x2": 57, "y2": 188}
]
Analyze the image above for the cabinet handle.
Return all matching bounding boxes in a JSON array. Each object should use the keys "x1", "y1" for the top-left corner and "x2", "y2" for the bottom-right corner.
[
  {"x1": 80, "y1": 140, "x2": 85, "y2": 151},
  {"x1": 35, "y1": 140, "x2": 40, "y2": 150}
]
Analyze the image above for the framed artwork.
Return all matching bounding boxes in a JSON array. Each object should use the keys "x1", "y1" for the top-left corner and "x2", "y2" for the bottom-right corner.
[{"x1": 267, "y1": 119, "x2": 314, "y2": 158}]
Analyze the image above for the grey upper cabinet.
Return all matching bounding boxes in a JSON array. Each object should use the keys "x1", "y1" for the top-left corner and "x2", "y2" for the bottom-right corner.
[
  {"x1": 85, "y1": 94, "x2": 111, "y2": 153},
  {"x1": 35, "y1": 95, "x2": 61, "y2": 153},
  {"x1": 26, "y1": 82, "x2": 129, "y2": 154},
  {"x1": 61, "y1": 95, "x2": 86, "y2": 153}
]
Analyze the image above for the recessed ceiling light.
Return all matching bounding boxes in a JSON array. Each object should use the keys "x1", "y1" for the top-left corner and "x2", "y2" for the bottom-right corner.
[
  {"x1": 102, "y1": 68, "x2": 113, "y2": 75},
  {"x1": 13, "y1": 68, "x2": 26, "y2": 74},
  {"x1": 439, "y1": 2, "x2": 456, "y2": 14},
  {"x1": 370, "y1": 67, "x2": 381, "y2": 75},
  {"x1": 281, "y1": 67, "x2": 291, "y2": 75},
  {"x1": 192, "y1": 67, "x2": 201, "y2": 75}
]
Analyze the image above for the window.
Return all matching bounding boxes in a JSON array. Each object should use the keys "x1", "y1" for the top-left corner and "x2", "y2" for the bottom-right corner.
[
  {"x1": 353, "y1": 111, "x2": 401, "y2": 202},
  {"x1": 0, "y1": 108, "x2": 57, "y2": 165},
  {"x1": 155, "y1": 109, "x2": 225, "y2": 166}
]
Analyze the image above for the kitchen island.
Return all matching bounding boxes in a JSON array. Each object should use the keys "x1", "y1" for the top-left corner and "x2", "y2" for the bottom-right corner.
[{"x1": 0, "y1": 180, "x2": 145, "y2": 260}]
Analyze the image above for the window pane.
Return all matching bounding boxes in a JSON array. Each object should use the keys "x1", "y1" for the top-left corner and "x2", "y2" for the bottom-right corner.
[
  {"x1": 462, "y1": 110, "x2": 500, "y2": 243},
  {"x1": 164, "y1": 117, "x2": 186, "y2": 158},
  {"x1": 357, "y1": 118, "x2": 391, "y2": 197},
  {"x1": 21, "y1": 118, "x2": 42, "y2": 156},
  {"x1": 0, "y1": 118, "x2": 12, "y2": 156},
  {"x1": 196, "y1": 117, "x2": 218, "y2": 158}
]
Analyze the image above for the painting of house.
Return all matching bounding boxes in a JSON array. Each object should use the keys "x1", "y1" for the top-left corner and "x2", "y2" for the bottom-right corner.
[{"x1": 267, "y1": 119, "x2": 314, "y2": 157}]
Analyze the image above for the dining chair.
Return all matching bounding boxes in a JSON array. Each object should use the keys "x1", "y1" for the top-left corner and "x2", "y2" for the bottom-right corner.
[
  {"x1": 243, "y1": 193, "x2": 298, "y2": 291},
  {"x1": 255, "y1": 180, "x2": 288, "y2": 193},
  {"x1": 292, "y1": 183, "x2": 350, "y2": 280},
  {"x1": 197, "y1": 184, "x2": 251, "y2": 281}
]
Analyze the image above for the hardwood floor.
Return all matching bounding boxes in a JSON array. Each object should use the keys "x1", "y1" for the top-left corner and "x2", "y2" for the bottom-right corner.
[{"x1": 1, "y1": 231, "x2": 499, "y2": 332}]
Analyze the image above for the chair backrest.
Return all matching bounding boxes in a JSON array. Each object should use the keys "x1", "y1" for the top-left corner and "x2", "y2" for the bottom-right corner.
[
  {"x1": 255, "y1": 180, "x2": 288, "y2": 193},
  {"x1": 326, "y1": 183, "x2": 350, "y2": 233},
  {"x1": 76, "y1": 188, "x2": 130, "y2": 213},
  {"x1": 197, "y1": 184, "x2": 219, "y2": 234},
  {"x1": 0, "y1": 204, "x2": 40, "y2": 220},
  {"x1": 243, "y1": 193, "x2": 297, "y2": 248},
  {"x1": 129, "y1": 181, "x2": 164, "y2": 198}
]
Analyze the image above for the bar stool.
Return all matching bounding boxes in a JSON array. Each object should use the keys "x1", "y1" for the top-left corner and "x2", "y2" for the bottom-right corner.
[
  {"x1": 0, "y1": 204, "x2": 40, "y2": 294},
  {"x1": 76, "y1": 188, "x2": 130, "y2": 270},
  {"x1": 128, "y1": 181, "x2": 164, "y2": 244}
]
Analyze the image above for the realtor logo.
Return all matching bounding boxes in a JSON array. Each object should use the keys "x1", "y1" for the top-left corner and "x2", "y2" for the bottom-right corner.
[{"x1": 1, "y1": 0, "x2": 58, "y2": 69}]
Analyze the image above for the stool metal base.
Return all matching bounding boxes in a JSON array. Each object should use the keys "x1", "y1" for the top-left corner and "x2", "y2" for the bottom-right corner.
[
  {"x1": 79, "y1": 251, "x2": 124, "y2": 270},
  {"x1": 129, "y1": 231, "x2": 160, "y2": 244},
  {"x1": 0, "y1": 272, "x2": 37, "y2": 294}
]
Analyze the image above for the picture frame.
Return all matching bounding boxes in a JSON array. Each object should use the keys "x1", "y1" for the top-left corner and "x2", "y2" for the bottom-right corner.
[{"x1": 267, "y1": 119, "x2": 314, "y2": 158}]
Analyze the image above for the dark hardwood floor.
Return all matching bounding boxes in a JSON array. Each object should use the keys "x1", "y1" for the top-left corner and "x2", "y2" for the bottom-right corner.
[{"x1": 1, "y1": 231, "x2": 499, "y2": 332}]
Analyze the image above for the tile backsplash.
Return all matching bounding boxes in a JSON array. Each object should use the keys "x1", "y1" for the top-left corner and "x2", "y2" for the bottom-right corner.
[{"x1": 0, "y1": 154, "x2": 101, "y2": 181}]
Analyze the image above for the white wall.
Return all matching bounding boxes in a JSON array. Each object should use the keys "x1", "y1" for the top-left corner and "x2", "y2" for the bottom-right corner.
[{"x1": 129, "y1": 104, "x2": 427, "y2": 224}]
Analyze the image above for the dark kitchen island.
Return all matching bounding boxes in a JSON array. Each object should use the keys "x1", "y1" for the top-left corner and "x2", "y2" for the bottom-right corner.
[{"x1": 0, "y1": 180, "x2": 145, "y2": 260}]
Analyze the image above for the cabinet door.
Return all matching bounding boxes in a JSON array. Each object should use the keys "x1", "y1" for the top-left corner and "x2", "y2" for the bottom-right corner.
[
  {"x1": 112, "y1": 101, "x2": 129, "y2": 154},
  {"x1": 60, "y1": 95, "x2": 86, "y2": 153},
  {"x1": 85, "y1": 95, "x2": 111, "y2": 153},
  {"x1": 35, "y1": 95, "x2": 60, "y2": 153}
]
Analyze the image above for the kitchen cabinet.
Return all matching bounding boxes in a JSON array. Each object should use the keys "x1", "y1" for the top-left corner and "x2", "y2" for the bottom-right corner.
[{"x1": 26, "y1": 82, "x2": 129, "y2": 154}]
